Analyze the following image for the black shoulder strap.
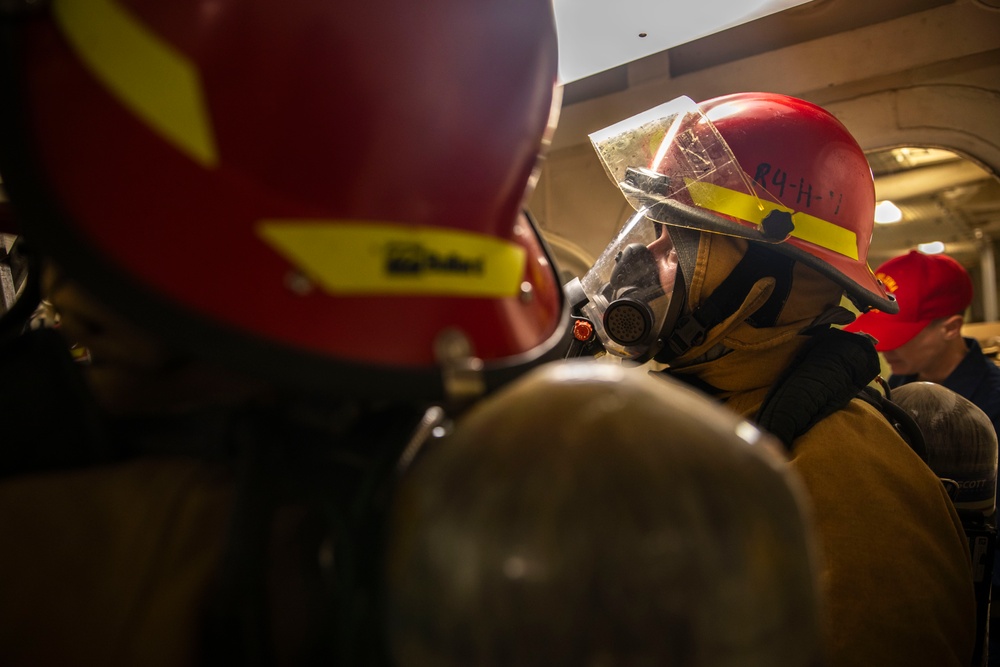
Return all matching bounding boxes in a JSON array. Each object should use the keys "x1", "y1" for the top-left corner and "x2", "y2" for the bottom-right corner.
[
  {"x1": 200, "y1": 402, "x2": 437, "y2": 667},
  {"x1": 665, "y1": 243, "x2": 795, "y2": 359},
  {"x1": 753, "y1": 328, "x2": 927, "y2": 462},
  {"x1": 855, "y1": 382, "x2": 928, "y2": 462},
  {"x1": 754, "y1": 327, "x2": 881, "y2": 449},
  {"x1": 754, "y1": 329, "x2": 927, "y2": 461}
]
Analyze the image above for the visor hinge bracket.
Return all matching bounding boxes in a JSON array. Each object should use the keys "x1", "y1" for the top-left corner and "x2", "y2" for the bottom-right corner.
[
  {"x1": 760, "y1": 209, "x2": 794, "y2": 241},
  {"x1": 434, "y1": 328, "x2": 486, "y2": 407}
]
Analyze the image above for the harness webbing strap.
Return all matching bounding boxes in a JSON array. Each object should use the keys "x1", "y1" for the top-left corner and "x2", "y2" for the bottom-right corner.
[
  {"x1": 754, "y1": 328, "x2": 882, "y2": 450},
  {"x1": 666, "y1": 243, "x2": 794, "y2": 358}
]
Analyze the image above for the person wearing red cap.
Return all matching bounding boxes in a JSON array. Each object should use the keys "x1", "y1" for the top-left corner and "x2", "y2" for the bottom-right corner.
[
  {"x1": 845, "y1": 250, "x2": 1000, "y2": 436},
  {"x1": 846, "y1": 249, "x2": 1000, "y2": 666}
]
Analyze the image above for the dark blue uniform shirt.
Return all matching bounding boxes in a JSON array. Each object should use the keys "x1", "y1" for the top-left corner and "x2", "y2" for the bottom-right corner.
[{"x1": 889, "y1": 337, "x2": 1000, "y2": 436}]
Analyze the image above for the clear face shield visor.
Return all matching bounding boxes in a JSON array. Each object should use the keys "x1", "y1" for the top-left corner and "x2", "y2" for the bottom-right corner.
[
  {"x1": 576, "y1": 96, "x2": 789, "y2": 361},
  {"x1": 577, "y1": 209, "x2": 682, "y2": 361}
]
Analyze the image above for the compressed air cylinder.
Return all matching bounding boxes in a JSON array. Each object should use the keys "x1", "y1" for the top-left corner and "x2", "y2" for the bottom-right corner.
[
  {"x1": 893, "y1": 381, "x2": 998, "y2": 516},
  {"x1": 893, "y1": 381, "x2": 997, "y2": 667},
  {"x1": 385, "y1": 360, "x2": 825, "y2": 667}
]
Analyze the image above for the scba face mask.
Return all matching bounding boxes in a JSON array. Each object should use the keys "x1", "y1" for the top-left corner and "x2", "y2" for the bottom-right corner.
[
  {"x1": 569, "y1": 95, "x2": 765, "y2": 363},
  {"x1": 573, "y1": 208, "x2": 685, "y2": 362}
]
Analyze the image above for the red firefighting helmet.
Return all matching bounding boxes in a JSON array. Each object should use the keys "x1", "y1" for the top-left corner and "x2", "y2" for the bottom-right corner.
[
  {"x1": 590, "y1": 92, "x2": 897, "y2": 314},
  {"x1": 0, "y1": 0, "x2": 566, "y2": 399}
]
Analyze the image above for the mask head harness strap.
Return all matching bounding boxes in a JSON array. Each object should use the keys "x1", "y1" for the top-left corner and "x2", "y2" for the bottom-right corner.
[{"x1": 658, "y1": 240, "x2": 795, "y2": 362}]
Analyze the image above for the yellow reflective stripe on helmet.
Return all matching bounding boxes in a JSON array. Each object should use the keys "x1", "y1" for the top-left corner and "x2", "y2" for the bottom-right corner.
[
  {"x1": 258, "y1": 222, "x2": 527, "y2": 297},
  {"x1": 53, "y1": 0, "x2": 218, "y2": 167},
  {"x1": 685, "y1": 180, "x2": 859, "y2": 260}
]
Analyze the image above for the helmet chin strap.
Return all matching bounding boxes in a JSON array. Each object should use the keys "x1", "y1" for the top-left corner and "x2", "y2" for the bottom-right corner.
[{"x1": 654, "y1": 242, "x2": 795, "y2": 364}]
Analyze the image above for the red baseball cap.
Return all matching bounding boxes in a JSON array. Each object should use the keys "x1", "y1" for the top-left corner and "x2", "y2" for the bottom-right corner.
[{"x1": 843, "y1": 250, "x2": 972, "y2": 351}]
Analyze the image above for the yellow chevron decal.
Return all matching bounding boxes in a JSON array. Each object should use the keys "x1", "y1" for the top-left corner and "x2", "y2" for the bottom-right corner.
[
  {"x1": 258, "y1": 221, "x2": 527, "y2": 297},
  {"x1": 53, "y1": 0, "x2": 218, "y2": 167},
  {"x1": 686, "y1": 180, "x2": 859, "y2": 260}
]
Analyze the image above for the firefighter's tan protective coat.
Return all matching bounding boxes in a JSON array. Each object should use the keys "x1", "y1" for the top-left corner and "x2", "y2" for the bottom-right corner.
[
  {"x1": 668, "y1": 233, "x2": 976, "y2": 667},
  {"x1": 0, "y1": 459, "x2": 234, "y2": 665}
]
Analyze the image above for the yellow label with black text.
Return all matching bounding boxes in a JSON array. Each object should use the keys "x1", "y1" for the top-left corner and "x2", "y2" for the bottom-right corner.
[{"x1": 258, "y1": 221, "x2": 526, "y2": 297}]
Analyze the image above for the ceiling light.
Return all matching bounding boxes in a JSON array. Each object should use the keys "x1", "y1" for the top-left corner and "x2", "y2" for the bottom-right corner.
[
  {"x1": 917, "y1": 241, "x2": 946, "y2": 254},
  {"x1": 874, "y1": 200, "x2": 902, "y2": 224}
]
